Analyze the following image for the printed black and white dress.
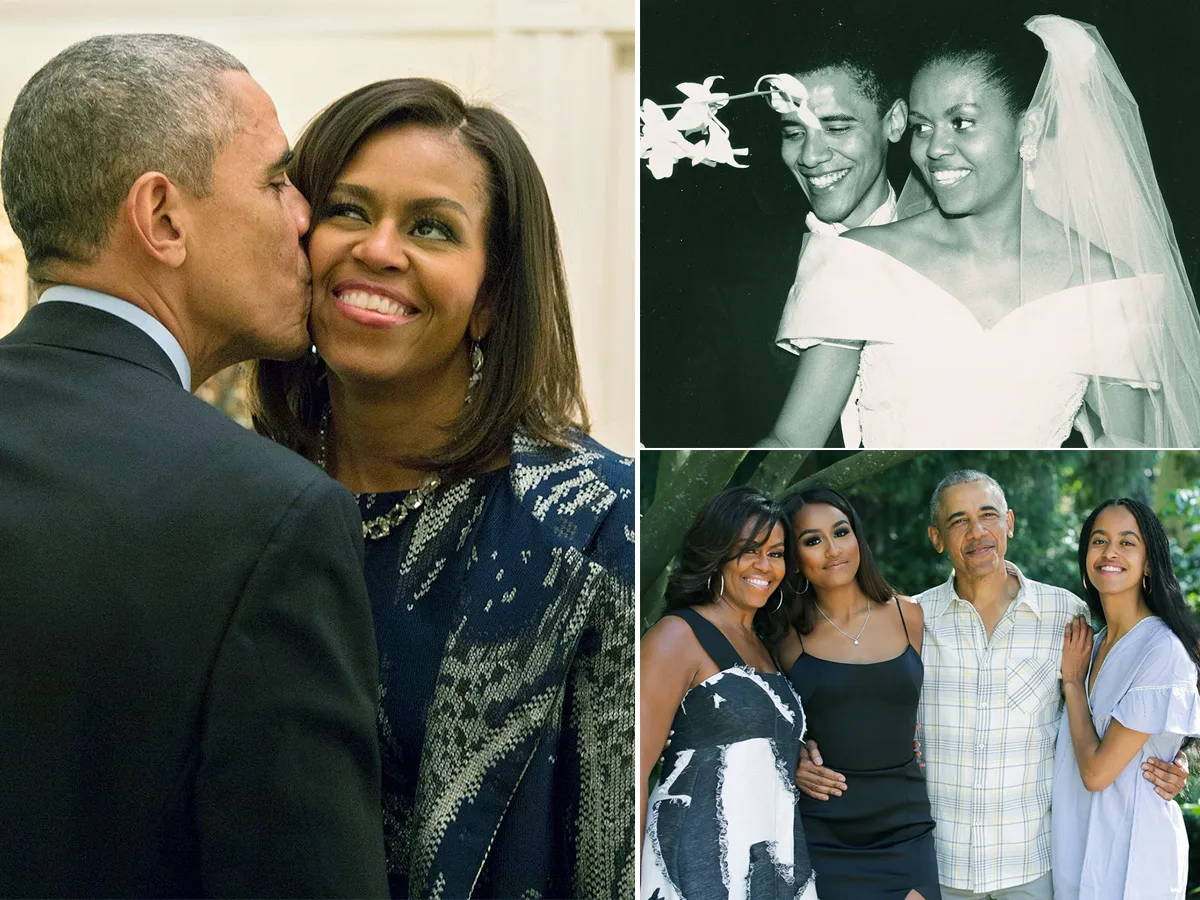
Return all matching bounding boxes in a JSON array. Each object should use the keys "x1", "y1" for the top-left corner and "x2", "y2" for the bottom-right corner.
[{"x1": 641, "y1": 608, "x2": 817, "y2": 900}]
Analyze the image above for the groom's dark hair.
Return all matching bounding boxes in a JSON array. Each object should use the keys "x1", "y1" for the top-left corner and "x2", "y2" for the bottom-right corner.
[{"x1": 762, "y1": 7, "x2": 907, "y2": 117}]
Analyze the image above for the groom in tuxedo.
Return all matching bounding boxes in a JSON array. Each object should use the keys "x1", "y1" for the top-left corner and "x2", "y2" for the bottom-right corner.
[
  {"x1": 757, "y1": 17, "x2": 908, "y2": 447},
  {"x1": 0, "y1": 35, "x2": 388, "y2": 896}
]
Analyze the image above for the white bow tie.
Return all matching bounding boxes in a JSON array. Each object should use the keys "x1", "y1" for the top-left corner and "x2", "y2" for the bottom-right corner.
[{"x1": 805, "y1": 211, "x2": 848, "y2": 236}]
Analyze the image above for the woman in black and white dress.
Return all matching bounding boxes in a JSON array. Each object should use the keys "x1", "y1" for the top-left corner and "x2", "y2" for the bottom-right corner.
[{"x1": 640, "y1": 486, "x2": 816, "y2": 900}]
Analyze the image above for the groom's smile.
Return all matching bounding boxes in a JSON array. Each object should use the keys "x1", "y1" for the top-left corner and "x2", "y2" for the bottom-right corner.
[{"x1": 778, "y1": 66, "x2": 901, "y2": 229}]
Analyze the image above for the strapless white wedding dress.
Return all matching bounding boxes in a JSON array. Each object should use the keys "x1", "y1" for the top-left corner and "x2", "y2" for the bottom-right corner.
[{"x1": 775, "y1": 236, "x2": 1165, "y2": 448}]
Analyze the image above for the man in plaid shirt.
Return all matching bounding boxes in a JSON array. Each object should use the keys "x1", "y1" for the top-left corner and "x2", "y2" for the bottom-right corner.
[{"x1": 796, "y1": 469, "x2": 1188, "y2": 899}]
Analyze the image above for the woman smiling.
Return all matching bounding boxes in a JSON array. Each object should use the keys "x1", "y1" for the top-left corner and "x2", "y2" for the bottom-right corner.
[
  {"x1": 767, "y1": 13, "x2": 1200, "y2": 447},
  {"x1": 1053, "y1": 499, "x2": 1200, "y2": 899},
  {"x1": 640, "y1": 486, "x2": 816, "y2": 900},
  {"x1": 252, "y1": 78, "x2": 634, "y2": 899}
]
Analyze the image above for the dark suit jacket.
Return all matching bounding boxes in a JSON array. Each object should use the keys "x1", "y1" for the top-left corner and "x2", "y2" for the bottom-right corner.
[{"x1": 0, "y1": 301, "x2": 389, "y2": 898}]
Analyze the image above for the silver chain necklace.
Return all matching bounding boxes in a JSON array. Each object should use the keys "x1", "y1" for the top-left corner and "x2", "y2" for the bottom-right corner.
[
  {"x1": 815, "y1": 599, "x2": 871, "y2": 645},
  {"x1": 317, "y1": 406, "x2": 442, "y2": 541}
]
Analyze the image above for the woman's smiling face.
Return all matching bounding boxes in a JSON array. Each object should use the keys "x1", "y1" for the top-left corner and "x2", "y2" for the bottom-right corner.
[
  {"x1": 717, "y1": 519, "x2": 787, "y2": 610},
  {"x1": 1086, "y1": 504, "x2": 1148, "y2": 598},
  {"x1": 307, "y1": 124, "x2": 492, "y2": 387},
  {"x1": 907, "y1": 59, "x2": 1024, "y2": 217}
]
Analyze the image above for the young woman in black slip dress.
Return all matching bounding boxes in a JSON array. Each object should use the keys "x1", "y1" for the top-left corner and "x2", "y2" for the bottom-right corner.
[{"x1": 774, "y1": 486, "x2": 939, "y2": 900}]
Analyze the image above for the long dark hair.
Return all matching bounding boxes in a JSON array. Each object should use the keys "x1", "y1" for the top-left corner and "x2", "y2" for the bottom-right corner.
[
  {"x1": 782, "y1": 486, "x2": 896, "y2": 636},
  {"x1": 1078, "y1": 498, "x2": 1200, "y2": 688},
  {"x1": 663, "y1": 486, "x2": 795, "y2": 645},
  {"x1": 249, "y1": 78, "x2": 588, "y2": 476}
]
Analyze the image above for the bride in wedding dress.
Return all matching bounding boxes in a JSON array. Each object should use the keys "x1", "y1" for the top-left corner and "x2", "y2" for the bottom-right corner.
[{"x1": 762, "y1": 13, "x2": 1200, "y2": 449}]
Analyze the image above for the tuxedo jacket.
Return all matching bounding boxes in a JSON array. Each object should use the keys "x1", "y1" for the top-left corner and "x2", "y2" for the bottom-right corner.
[{"x1": 0, "y1": 300, "x2": 388, "y2": 898}]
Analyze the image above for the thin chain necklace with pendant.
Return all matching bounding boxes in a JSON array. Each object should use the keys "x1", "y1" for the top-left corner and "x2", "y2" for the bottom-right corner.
[
  {"x1": 815, "y1": 598, "x2": 871, "y2": 645},
  {"x1": 317, "y1": 406, "x2": 441, "y2": 541}
]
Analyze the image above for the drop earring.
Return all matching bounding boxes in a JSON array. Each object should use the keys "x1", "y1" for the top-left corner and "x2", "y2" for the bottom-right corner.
[
  {"x1": 1019, "y1": 138, "x2": 1038, "y2": 191},
  {"x1": 464, "y1": 340, "x2": 484, "y2": 405}
]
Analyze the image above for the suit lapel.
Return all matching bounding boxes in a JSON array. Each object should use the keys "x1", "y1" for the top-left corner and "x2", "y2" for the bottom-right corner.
[{"x1": 408, "y1": 433, "x2": 616, "y2": 898}]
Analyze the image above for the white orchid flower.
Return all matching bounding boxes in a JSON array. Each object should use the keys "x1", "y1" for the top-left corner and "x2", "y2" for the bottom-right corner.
[
  {"x1": 670, "y1": 75, "x2": 733, "y2": 134},
  {"x1": 755, "y1": 73, "x2": 823, "y2": 132},
  {"x1": 639, "y1": 99, "x2": 699, "y2": 180}
]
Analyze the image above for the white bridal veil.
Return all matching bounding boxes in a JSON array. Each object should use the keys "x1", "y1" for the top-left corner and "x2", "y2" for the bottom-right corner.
[{"x1": 899, "y1": 14, "x2": 1200, "y2": 446}]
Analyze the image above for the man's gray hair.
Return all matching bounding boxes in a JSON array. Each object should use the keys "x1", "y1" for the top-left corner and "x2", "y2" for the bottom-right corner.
[
  {"x1": 1, "y1": 34, "x2": 247, "y2": 280},
  {"x1": 929, "y1": 469, "x2": 1008, "y2": 526}
]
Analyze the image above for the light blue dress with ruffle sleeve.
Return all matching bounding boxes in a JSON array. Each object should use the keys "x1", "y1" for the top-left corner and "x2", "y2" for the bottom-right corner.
[{"x1": 1051, "y1": 616, "x2": 1200, "y2": 899}]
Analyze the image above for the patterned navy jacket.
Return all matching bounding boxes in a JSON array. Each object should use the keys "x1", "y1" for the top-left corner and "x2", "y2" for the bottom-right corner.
[{"x1": 406, "y1": 429, "x2": 635, "y2": 899}]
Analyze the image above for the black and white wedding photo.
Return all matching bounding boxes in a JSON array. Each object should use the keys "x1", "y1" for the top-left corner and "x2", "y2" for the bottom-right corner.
[{"x1": 640, "y1": 0, "x2": 1200, "y2": 449}]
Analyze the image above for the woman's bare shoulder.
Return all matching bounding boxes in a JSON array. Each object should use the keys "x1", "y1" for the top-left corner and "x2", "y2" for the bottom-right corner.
[
  {"x1": 641, "y1": 610, "x2": 704, "y2": 660},
  {"x1": 895, "y1": 595, "x2": 924, "y2": 622},
  {"x1": 843, "y1": 209, "x2": 941, "y2": 258}
]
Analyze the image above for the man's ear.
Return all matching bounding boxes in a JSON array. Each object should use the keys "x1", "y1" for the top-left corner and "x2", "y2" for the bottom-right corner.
[
  {"x1": 1006, "y1": 508, "x2": 1015, "y2": 538},
  {"x1": 125, "y1": 172, "x2": 187, "y2": 268},
  {"x1": 927, "y1": 524, "x2": 944, "y2": 554},
  {"x1": 885, "y1": 98, "x2": 908, "y2": 144}
]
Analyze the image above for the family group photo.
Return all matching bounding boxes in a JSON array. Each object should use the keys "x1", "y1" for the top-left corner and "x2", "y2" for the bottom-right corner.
[
  {"x1": 639, "y1": 450, "x2": 1200, "y2": 899},
  {"x1": 0, "y1": 1, "x2": 635, "y2": 897},
  {"x1": 640, "y1": 0, "x2": 1200, "y2": 449}
]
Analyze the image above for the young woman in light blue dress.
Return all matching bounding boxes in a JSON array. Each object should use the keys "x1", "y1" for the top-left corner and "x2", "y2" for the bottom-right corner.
[{"x1": 1053, "y1": 498, "x2": 1200, "y2": 899}]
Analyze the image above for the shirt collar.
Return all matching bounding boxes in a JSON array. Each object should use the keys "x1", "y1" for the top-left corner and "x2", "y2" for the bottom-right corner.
[
  {"x1": 39, "y1": 285, "x2": 191, "y2": 389},
  {"x1": 804, "y1": 182, "x2": 898, "y2": 235},
  {"x1": 925, "y1": 560, "x2": 1041, "y2": 621}
]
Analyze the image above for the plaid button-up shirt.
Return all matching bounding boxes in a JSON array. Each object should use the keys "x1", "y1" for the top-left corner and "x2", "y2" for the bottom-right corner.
[{"x1": 915, "y1": 562, "x2": 1088, "y2": 893}]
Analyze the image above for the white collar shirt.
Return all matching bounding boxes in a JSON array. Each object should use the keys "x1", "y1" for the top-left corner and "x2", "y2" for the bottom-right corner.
[
  {"x1": 803, "y1": 182, "x2": 898, "y2": 236},
  {"x1": 914, "y1": 561, "x2": 1089, "y2": 893},
  {"x1": 39, "y1": 285, "x2": 191, "y2": 388}
]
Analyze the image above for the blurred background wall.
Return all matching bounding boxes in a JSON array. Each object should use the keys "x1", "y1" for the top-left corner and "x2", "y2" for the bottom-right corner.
[{"x1": 0, "y1": 0, "x2": 634, "y2": 453}]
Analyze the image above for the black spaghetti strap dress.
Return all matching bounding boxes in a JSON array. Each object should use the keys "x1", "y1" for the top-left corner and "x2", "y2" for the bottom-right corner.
[
  {"x1": 790, "y1": 601, "x2": 940, "y2": 900},
  {"x1": 642, "y1": 608, "x2": 816, "y2": 900}
]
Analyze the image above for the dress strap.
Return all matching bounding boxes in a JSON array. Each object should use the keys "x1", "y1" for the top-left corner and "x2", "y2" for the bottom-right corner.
[
  {"x1": 666, "y1": 607, "x2": 746, "y2": 672},
  {"x1": 895, "y1": 597, "x2": 911, "y2": 645}
]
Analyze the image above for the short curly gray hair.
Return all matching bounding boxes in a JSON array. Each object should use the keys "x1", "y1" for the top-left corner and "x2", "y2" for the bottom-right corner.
[
  {"x1": 2, "y1": 33, "x2": 246, "y2": 280},
  {"x1": 929, "y1": 469, "x2": 1007, "y2": 526}
]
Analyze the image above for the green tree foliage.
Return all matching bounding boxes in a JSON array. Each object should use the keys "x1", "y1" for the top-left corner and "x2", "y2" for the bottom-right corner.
[
  {"x1": 836, "y1": 450, "x2": 1160, "y2": 598},
  {"x1": 640, "y1": 450, "x2": 1165, "y2": 626}
]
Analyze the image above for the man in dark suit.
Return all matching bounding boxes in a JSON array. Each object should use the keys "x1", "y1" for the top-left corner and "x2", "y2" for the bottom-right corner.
[{"x1": 0, "y1": 34, "x2": 388, "y2": 897}]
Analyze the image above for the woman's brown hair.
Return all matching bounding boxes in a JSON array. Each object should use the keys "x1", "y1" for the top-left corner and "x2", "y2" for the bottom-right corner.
[{"x1": 249, "y1": 78, "x2": 588, "y2": 475}]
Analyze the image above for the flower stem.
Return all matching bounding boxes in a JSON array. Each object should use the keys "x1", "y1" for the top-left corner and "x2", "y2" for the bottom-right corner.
[{"x1": 652, "y1": 88, "x2": 775, "y2": 110}]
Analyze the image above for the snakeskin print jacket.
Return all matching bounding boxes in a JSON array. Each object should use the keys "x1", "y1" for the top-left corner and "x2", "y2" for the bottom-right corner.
[{"x1": 406, "y1": 429, "x2": 635, "y2": 898}]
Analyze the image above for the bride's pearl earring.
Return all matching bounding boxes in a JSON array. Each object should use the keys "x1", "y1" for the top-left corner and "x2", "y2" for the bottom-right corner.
[{"x1": 1020, "y1": 138, "x2": 1038, "y2": 191}]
